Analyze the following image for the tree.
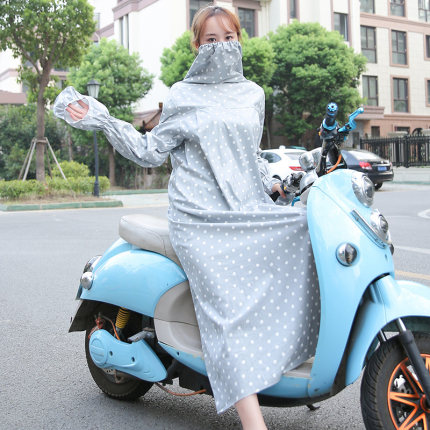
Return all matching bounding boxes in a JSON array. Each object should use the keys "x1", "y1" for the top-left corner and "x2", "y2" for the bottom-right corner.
[
  {"x1": 68, "y1": 38, "x2": 153, "y2": 186},
  {"x1": 0, "y1": 0, "x2": 95, "y2": 181},
  {"x1": 160, "y1": 31, "x2": 196, "y2": 87},
  {"x1": 0, "y1": 104, "x2": 68, "y2": 180},
  {"x1": 269, "y1": 21, "x2": 367, "y2": 142}
]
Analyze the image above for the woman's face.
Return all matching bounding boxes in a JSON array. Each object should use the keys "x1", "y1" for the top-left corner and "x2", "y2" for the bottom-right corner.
[{"x1": 197, "y1": 15, "x2": 238, "y2": 47}]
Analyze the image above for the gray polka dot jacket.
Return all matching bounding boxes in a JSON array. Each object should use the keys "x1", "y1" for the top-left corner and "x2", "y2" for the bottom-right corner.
[{"x1": 53, "y1": 41, "x2": 320, "y2": 414}]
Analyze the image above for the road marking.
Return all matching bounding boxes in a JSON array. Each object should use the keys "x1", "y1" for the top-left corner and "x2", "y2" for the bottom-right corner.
[
  {"x1": 396, "y1": 270, "x2": 430, "y2": 282},
  {"x1": 418, "y1": 209, "x2": 430, "y2": 219},
  {"x1": 396, "y1": 245, "x2": 430, "y2": 255}
]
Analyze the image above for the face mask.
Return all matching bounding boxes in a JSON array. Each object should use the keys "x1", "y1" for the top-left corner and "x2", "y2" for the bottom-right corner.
[{"x1": 184, "y1": 41, "x2": 246, "y2": 84}]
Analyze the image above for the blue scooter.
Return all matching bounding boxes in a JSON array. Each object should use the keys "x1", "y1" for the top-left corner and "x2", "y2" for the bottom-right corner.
[{"x1": 70, "y1": 104, "x2": 430, "y2": 429}]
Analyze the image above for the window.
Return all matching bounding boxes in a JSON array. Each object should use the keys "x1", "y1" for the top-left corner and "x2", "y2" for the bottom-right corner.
[
  {"x1": 290, "y1": 0, "x2": 297, "y2": 18},
  {"x1": 360, "y1": 0, "x2": 375, "y2": 13},
  {"x1": 392, "y1": 30, "x2": 407, "y2": 65},
  {"x1": 119, "y1": 14, "x2": 129, "y2": 50},
  {"x1": 427, "y1": 35, "x2": 430, "y2": 58},
  {"x1": 94, "y1": 12, "x2": 101, "y2": 30},
  {"x1": 189, "y1": 0, "x2": 208, "y2": 26},
  {"x1": 393, "y1": 78, "x2": 408, "y2": 112},
  {"x1": 390, "y1": 0, "x2": 405, "y2": 16},
  {"x1": 395, "y1": 126, "x2": 410, "y2": 133},
  {"x1": 334, "y1": 13, "x2": 348, "y2": 41},
  {"x1": 427, "y1": 80, "x2": 430, "y2": 105},
  {"x1": 238, "y1": 8, "x2": 255, "y2": 38},
  {"x1": 371, "y1": 126, "x2": 380, "y2": 137},
  {"x1": 361, "y1": 26, "x2": 377, "y2": 63},
  {"x1": 419, "y1": 0, "x2": 430, "y2": 21},
  {"x1": 363, "y1": 76, "x2": 379, "y2": 106},
  {"x1": 260, "y1": 152, "x2": 281, "y2": 163}
]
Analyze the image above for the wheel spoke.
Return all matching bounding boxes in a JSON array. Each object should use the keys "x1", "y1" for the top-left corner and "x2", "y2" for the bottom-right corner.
[
  {"x1": 399, "y1": 412, "x2": 428, "y2": 430},
  {"x1": 389, "y1": 391, "x2": 420, "y2": 405},
  {"x1": 401, "y1": 362, "x2": 424, "y2": 396}
]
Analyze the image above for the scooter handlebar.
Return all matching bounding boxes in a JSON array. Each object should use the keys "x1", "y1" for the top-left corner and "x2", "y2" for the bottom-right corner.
[{"x1": 322, "y1": 102, "x2": 338, "y2": 131}]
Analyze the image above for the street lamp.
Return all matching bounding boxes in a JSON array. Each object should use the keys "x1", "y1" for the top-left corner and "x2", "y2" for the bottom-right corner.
[{"x1": 87, "y1": 79, "x2": 101, "y2": 197}]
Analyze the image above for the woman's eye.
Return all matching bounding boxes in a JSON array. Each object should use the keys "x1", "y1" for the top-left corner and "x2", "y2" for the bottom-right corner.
[
  {"x1": 208, "y1": 37, "x2": 216, "y2": 43},
  {"x1": 226, "y1": 35, "x2": 233, "y2": 40}
]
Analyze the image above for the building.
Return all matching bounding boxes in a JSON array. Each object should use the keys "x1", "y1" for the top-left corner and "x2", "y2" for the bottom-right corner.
[
  {"x1": 359, "y1": 0, "x2": 430, "y2": 136},
  {"x1": 1, "y1": 0, "x2": 430, "y2": 138}
]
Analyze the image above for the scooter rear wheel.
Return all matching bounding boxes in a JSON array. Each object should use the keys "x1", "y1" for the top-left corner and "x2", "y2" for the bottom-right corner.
[
  {"x1": 85, "y1": 327, "x2": 153, "y2": 400},
  {"x1": 361, "y1": 332, "x2": 430, "y2": 429}
]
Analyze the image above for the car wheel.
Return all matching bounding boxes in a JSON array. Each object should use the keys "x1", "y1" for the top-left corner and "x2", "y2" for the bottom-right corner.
[{"x1": 374, "y1": 183, "x2": 383, "y2": 190}]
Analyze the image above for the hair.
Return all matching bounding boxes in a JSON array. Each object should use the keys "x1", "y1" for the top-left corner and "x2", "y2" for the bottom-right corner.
[{"x1": 190, "y1": 5, "x2": 242, "y2": 49}]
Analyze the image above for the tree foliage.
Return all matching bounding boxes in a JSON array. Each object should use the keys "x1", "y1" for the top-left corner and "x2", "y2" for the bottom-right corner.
[
  {"x1": 68, "y1": 38, "x2": 153, "y2": 122},
  {"x1": 269, "y1": 21, "x2": 367, "y2": 140},
  {"x1": 160, "y1": 31, "x2": 196, "y2": 87},
  {"x1": 0, "y1": 0, "x2": 96, "y2": 180},
  {"x1": 67, "y1": 38, "x2": 154, "y2": 187},
  {"x1": 241, "y1": 30, "x2": 275, "y2": 98},
  {"x1": 0, "y1": 104, "x2": 68, "y2": 181}
]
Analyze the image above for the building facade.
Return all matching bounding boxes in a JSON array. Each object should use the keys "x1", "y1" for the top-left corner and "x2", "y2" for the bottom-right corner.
[{"x1": 1, "y1": 0, "x2": 430, "y2": 138}]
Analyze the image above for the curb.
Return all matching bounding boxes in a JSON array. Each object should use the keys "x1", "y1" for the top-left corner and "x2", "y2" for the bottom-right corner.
[
  {"x1": 392, "y1": 181, "x2": 430, "y2": 185},
  {"x1": 0, "y1": 199, "x2": 123, "y2": 212},
  {"x1": 103, "y1": 189, "x2": 168, "y2": 196}
]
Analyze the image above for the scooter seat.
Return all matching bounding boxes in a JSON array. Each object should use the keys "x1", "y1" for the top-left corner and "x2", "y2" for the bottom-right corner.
[{"x1": 119, "y1": 214, "x2": 182, "y2": 267}]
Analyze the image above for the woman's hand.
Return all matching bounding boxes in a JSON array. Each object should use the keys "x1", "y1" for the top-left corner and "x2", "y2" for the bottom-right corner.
[
  {"x1": 271, "y1": 182, "x2": 286, "y2": 198},
  {"x1": 66, "y1": 99, "x2": 89, "y2": 121}
]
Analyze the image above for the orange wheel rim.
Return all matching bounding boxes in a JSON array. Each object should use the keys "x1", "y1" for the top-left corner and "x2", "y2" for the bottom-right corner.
[{"x1": 387, "y1": 354, "x2": 430, "y2": 429}]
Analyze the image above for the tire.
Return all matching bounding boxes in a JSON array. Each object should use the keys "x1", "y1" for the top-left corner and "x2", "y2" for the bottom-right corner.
[
  {"x1": 374, "y1": 183, "x2": 383, "y2": 190},
  {"x1": 85, "y1": 326, "x2": 153, "y2": 400},
  {"x1": 361, "y1": 333, "x2": 430, "y2": 430}
]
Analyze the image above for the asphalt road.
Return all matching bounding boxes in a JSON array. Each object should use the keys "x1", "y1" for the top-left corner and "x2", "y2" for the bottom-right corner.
[{"x1": 0, "y1": 184, "x2": 429, "y2": 430}]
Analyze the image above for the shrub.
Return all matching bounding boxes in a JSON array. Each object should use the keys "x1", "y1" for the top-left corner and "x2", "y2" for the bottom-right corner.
[
  {"x1": 0, "y1": 176, "x2": 110, "y2": 200},
  {"x1": 52, "y1": 160, "x2": 90, "y2": 178},
  {"x1": 0, "y1": 179, "x2": 45, "y2": 199}
]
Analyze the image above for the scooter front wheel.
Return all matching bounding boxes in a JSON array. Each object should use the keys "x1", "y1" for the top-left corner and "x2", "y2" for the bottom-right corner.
[
  {"x1": 361, "y1": 332, "x2": 430, "y2": 429},
  {"x1": 85, "y1": 327, "x2": 153, "y2": 400}
]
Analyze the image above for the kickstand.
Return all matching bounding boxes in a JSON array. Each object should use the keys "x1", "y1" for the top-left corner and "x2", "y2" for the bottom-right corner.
[{"x1": 306, "y1": 404, "x2": 320, "y2": 411}]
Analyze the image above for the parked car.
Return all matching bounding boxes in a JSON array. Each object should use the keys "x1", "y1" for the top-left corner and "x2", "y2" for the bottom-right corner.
[
  {"x1": 260, "y1": 147, "x2": 306, "y2": 180},
  {"x1": 341, "y1": 148, "x2": 394, "y2": 190}
]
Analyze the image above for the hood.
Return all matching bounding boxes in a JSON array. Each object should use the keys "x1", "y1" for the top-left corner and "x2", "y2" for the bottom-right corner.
[{"x1": 183, "y1": 41, "x2": 246, "y2": 84}]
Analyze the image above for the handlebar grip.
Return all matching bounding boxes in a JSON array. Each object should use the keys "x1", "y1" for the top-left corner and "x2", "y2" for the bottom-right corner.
[
  {"x1": 338, "y1": 106, "x2": 364, "y2": 133},
  {"x1": 322, "y1": 102, "x2": 338, "y2": 130}
]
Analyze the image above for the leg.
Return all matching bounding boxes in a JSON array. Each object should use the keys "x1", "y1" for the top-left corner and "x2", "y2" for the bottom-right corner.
[{"x1": 235, "y1": 394, "x2": 268, "y2": 430}]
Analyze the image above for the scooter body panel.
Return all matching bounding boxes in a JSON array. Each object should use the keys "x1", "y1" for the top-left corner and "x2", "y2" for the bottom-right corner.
[
  {"x1": 306, "y1": 170, "x2": 394, "y2": 396},
  {"x1": 80, "y1": 239, "x2": 187, "y2": 317},
  {"x1": 89, "y1": 329, "x2": 167, "y2": 382},
  {"x1": 345, "y1": 276, "x2": 430, "y2": 385},
  {"x1": 159, "y1": 342, "x2": 207, "y2": 376}
]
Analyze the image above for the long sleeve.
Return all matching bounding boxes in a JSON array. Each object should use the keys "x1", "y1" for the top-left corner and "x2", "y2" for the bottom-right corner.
[
  {"x1": 254, "y1": 92, "x2": 280, "y2": 195},
  {"x1": 53, "y1": 86, "x2": 183, "y2": 168}
]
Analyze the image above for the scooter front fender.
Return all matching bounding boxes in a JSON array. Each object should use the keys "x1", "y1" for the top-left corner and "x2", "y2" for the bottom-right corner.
[
  {"x1": 80, "y1": 239, "x2": 187, "y2": 317},
  {"x1": 345, "y1": 275, "x2": 430, "y2": 385}
]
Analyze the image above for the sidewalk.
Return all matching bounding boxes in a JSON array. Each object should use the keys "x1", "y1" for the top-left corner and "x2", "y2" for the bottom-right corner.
[
  {"x1": 0, "y1": 189, "x2": 168, "y2": 212},
  {"x1": 1, "y1": 168, "x2": 429, "y2": 212},
  {"x1": 392, "y1": 166, "x2": 430, "y2": 185}
]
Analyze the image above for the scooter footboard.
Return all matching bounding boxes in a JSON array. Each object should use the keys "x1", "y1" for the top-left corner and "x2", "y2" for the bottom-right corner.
[{"x1": 345, "y1": 275, "x2": 430, "y2": 385}]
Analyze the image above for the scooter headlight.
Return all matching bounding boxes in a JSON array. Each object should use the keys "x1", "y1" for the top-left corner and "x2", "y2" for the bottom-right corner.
[
  {"x1": 370, "y1": 210, "x2": 391, "y2": 245},
  {"x1": 83, "y1": 255, "x2": 101, "y2": 273},
  {"x1": 352, "y1": 173, "x2": 375, "y2": 207},
  {"x1": 80, "y1": 255, "x2": 101, "y2": 290}
]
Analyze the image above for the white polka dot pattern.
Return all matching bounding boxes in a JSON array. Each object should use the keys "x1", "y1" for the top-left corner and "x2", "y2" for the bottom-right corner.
[{"x1": 53, "y1": 41, "x2": 321, "y2": 415}]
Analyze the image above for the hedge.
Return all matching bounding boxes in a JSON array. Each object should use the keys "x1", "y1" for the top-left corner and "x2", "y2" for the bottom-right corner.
[{"x1": 0, "y1": 177, "x2": 110, "y2": 200}]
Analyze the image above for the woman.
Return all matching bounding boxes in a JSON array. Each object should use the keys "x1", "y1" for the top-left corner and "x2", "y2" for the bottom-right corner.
[{"x1": 54, "y1": 5, "x2": 320, "y2": 429}]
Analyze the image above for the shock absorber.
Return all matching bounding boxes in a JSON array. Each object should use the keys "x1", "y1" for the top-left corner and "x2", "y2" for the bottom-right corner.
[{"x1": 115, "y1": 307, "x2": 130, "y2": 338}]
